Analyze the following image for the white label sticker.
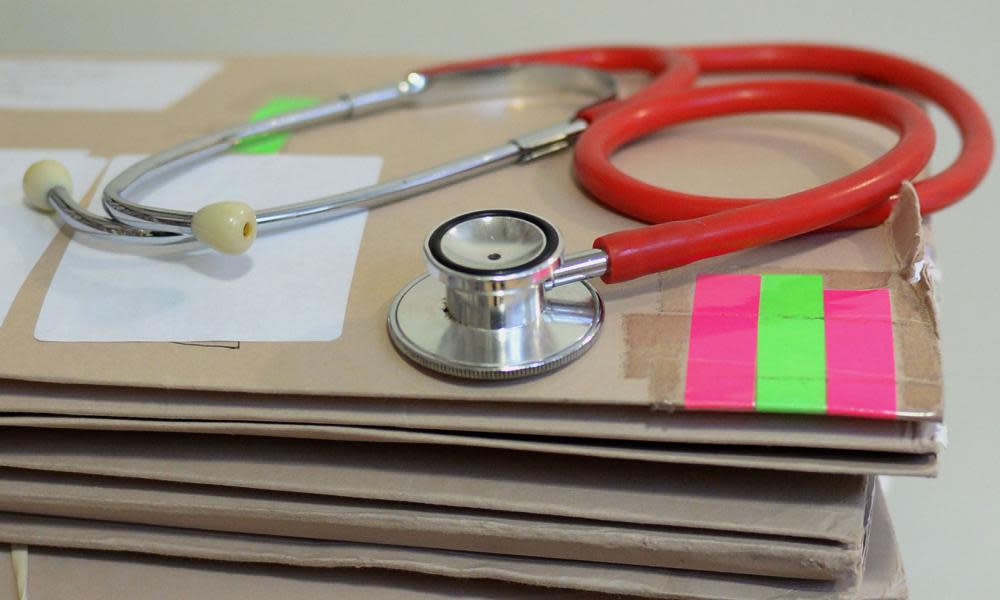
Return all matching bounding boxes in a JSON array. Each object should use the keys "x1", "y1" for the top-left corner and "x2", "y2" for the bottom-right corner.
[
  {"x1": 36, "y1": 153, "x2": 382, "y2": 342},
  {"x1": 0, "y1": 59, "x2": 222, "y2": 111},
  {"x1": 0, "y1": 149, "x2": 108, "y2": 327}
]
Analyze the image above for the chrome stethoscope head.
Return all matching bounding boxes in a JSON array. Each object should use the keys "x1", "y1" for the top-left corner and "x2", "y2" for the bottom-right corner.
[{"x1": 388, "y1": 210, "x2": 605, "y2": 380}]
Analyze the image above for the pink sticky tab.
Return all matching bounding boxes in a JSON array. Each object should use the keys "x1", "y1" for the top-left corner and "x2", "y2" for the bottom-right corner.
[
  {"x1": 824, "y1": 289, "x2": 896, "y2": 418},
  {"x1": 685, "y1": 274, "x2": 761, "y2": 410}
]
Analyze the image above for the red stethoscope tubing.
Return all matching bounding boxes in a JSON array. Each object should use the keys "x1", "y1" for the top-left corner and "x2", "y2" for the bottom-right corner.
[
  {"x1": 425, "y1": 44, "x2": 993, "y2": 283},
  {"x1": 586, "y1": 80, "x2": 933, "y2": 282}
]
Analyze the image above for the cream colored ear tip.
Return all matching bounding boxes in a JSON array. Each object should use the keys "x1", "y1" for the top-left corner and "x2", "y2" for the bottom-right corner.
[
  {"x1": 22, "y1": 159, "x2": 72, "y2": 213},
  {"x1": 191, "y1": 201, "x2": 257, "y2": 255}
]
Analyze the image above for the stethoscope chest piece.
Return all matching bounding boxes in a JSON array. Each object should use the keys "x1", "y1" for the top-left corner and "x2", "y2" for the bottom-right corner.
[{"x1": 388, "y1": 210, "x2": 603, "y2": 380}]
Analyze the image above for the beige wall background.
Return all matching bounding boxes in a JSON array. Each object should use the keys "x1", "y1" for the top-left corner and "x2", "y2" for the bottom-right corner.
[{"x1": 3, "y1": 1, "x2": 998, "y2": 597}]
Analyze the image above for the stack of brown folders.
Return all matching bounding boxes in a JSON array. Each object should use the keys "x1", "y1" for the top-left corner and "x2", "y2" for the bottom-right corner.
[{"x1": 0, "y1": 55, "x2": 944, "y2": 599}]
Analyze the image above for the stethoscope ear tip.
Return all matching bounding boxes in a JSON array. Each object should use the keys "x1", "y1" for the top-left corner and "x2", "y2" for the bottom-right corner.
[
  {"x1": 22, "y1": 159, "x2": 70, "y2": 213},
  {"x1": 190, "y1": 201, "x2": 258, "y2": 255}
]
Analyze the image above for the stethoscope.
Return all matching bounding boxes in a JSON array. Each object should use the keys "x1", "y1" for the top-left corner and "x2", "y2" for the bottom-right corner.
[{"x1": 21, "y1": 44, "x2": 993, "y2": 379}]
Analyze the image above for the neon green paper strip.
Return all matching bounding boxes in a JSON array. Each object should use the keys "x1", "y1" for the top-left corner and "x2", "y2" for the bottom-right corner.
[
  {"x1": 755, "y1": 274, "x2": 827, "y2": 414},
  {"x1": 233, "y1": 96, "x2": 321, "y2": 154}
]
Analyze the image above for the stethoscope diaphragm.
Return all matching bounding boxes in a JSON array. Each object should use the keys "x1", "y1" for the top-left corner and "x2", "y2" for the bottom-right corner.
[{"x1": 388, "y1": 210, "x2": 603, "y2": 379}]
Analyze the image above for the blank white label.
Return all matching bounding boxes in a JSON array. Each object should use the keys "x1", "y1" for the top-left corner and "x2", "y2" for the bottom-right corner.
[
  {"x1": 0, "y1": 148, "x2": 108, "y2": 327},
  {"x1": 0, "y1": 59, "x2": 222, "y2": 111},
  {"x1": 36, "y1": 153, "x2": 382, "y2": 342}
]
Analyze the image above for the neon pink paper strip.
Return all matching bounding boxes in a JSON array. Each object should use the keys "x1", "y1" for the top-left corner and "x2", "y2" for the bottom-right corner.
[
  {"x1": 824, "y1": 289, "x2": 896, "y2": 418},
  {"x1": 685, "y1": 274, "x2": 760, "y2": 410}
]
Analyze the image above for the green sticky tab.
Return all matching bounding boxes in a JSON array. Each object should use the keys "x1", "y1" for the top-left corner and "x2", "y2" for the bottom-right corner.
[
  {"x1": 755, "y1": 274, "x2": 827, "y2": 414},
  {"x1": 233, "y1": 96, "x2": 321, "y2": 154}
]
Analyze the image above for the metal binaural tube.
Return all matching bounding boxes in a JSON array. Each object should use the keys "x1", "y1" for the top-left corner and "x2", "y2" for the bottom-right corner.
[
  {"x1": 95, "y1": 64, "x2": 614, "y2": 244},
  {"x1": 547, "y1": 249, "x2": 609, "y2": 288},
  {"x1": 27, "y1": 63, "x2": 616, "y2": 251}
]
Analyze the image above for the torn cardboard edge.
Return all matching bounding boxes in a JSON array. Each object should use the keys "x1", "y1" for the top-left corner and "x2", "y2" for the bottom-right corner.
[
  {"x1": 0, "y1": 485, "x2": 901, "y2": 600},
  {"x1": 892, "y1": 182, "x2": 939, "y2": 332},
  {"x1": 0, "y1": 467, "x2": 865, "y2": 581},
  {"x1": 0, "y1": 415, "x2": 938, "y2": 477}
]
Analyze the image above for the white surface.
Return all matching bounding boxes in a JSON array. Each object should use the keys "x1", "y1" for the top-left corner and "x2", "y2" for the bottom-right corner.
[
  {"x1": 0, "y1": 149, "x2": 107, "y2": 327},
  {"x1": 36, "y1": 154, "x2": 381, "y2": 342},
  {"x1": 2, "y1": 1, "x2": 998, "y2": 597},
  {"x1": 0, "y1": 59, "x2": 220, "y2": 111}
]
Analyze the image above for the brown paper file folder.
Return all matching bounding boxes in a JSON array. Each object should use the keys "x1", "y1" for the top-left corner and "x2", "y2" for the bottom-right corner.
[
  {"x1": 0, "y1": 377, "x2": 942, "y2": 454},
  {"x1": 0, "y1": 487, "x2": 902, "y2": 600},
  {"x1": 0, "y1": 55, "x2": 944, "y2": 427},
  {"x1": 0, "y1": 467, "x2": 872, "y2": 581},
  {"x1": 12, "y1": 551, "x2": 611, "y2": 600},
  {"x1": 0, "y1": 415, "x2": 937, "y2": 476},
  {"x1": 0, "y1": 428, "x2": 872, "y2": 544}
]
